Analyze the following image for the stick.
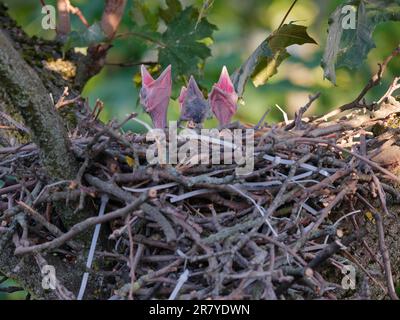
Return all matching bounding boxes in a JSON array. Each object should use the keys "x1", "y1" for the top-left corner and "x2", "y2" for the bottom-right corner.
[{"x1": 14, "y1": 193, "x2": 147, "y2": 255}]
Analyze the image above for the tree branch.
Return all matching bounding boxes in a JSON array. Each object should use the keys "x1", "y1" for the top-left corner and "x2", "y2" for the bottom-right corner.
[
  {"x1": 101, "y1": 0, "x2": 127, "y2": 40},
  {"x1": 0, "y1": 30, "x2": 78, "y2": 180},
  {"x1": 14, "y1": 193, "x2": 148, "y2": 256},
  {"x1": 56, "y1": 0, "x2": 71, "y2": 37}
]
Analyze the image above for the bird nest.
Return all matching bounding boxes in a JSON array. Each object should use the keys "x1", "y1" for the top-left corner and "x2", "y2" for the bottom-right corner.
[{"x1": 2, "y1": 86, "x2": 400, "y2": 300}]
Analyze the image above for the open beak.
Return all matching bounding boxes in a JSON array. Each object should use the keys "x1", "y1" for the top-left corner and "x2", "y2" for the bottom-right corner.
[
  {"x1": 209, "y1": 66, "x2": 238, "y2": 126},
  {"x1": 179, "y1": 76, "x2": 209, "y2": 125},
  {"x1": 139, "y1": 65, "x2": 172, "y2": 128}
]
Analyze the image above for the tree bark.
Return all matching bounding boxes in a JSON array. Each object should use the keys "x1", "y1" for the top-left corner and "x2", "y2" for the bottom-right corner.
[
  {"x1": 0, "y1": 5, "x2": 103, "y2": 300},
  {"x1": 101, "y1": 0, "x2": 127, "y2": 39},
  {"x1": 0, "y1": 30, "x2": 78, "y2": 180}
]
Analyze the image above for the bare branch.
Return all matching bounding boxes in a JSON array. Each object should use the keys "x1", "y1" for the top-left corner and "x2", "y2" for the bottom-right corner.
[
  {"x1": 56, "y1": 0, "x2": 71, "y2": 37},
  {"x1": 101, "y1": 0, "x2": 127, "y2": 40},
  {"x1": 57, "y1": 0, "x2": 89, "y2": 38},
  {"x1": 14, "y1": 193, "x2": 148, "y2": 255},
  {"x1": 67, "y1": 1, "x2": 89, "y2": 27}
]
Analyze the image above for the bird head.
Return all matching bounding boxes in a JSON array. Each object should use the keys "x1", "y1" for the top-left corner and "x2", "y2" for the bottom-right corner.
[
  {"x1": 139, "y1": 65, "x2": 172, "y2": 128},
  {"x1": 209, "y1": 66, "x2": 238, "y2": 126},
  {"x1": 178, "y1": 76, "x2": 209, "y2": 125}
]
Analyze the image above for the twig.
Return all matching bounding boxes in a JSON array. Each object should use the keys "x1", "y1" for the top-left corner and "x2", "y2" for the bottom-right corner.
[
  {"x1": 106, "y1": 61, "x2": 157, "y2": 67},
  {"x1": 66, "y1": 0, "x2": 89, "y2": 27},
  {"x1": 34, "y1": 252, "x2": 76, "y2": 300},
  {"x1": 307, "y1": 229, "x2": 366, "y2": 270},
  {"x1": 285, "y1": 92, "x2": 321, "y2": 130},
  {"x1": 116, "y1": 259, "x2": 183, "y2": 297},
  {"x1": 299, "y1": 138, "x2": 400, "y2": 184},
  {"x1": 16, "y1": 200, "x2": 80, "y2": 251},
  {"x1": 14, "y1": 193, "x2": 147, "y2": 255},
  {"x1": 321, "y1": 45, "x2": 400, "y2": 120},
  {"x1": 278, "y1": 0, "x2": 298, "y2": 30},
  {"x1": 85, "y1": 174, "x2": 177, "y2": 242},
  {"x1": 357, "y1": 194, "x2": 399, "y2": 300},
  {"x1": 378, "y1": 77, "x2": 400, "y2": 104}
]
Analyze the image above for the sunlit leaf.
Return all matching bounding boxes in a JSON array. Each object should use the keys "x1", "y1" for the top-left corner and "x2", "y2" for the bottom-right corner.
[
  {"x1": 197, "y1": 37, "x2": 214, "y2": 46},
  {"x1": 232, "y1": 24, "x2": 316, "y2": 97},
  {"x1": 252, "y1": 24, "x2": 316, "y2": 87}
]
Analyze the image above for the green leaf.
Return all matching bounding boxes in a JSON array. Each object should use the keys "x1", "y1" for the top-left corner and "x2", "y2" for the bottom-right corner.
[
  {"x1": 0, "y1": 180, "x2": 4, "y2": 189},
  {"x1": 232, "y1": 24, "x2": 317, "y2": 97},
  {"x1": 132, "y1": 0, "x2": 159, "y2": 31},
  {"x1": 322, "y1": 0, "x2": 400, "y2": 84},
  {"x1": 158, "y1": 7, "x2": 217, "y2": 83},
  {"x1": 231, "y1": 42, "x2": 272, "y2": 99},
  {"x1": 196, "y1": 0, "x2": 215, "y2": 27},
  {"x1": 252, "y1": 24, "x2": 316, "y2": 87},
  {"x1": 159, "y1": 0, "x2": 183, "y2": 24},
  {"x1": 63, "y1": 22, "x2": 107, "y2": 52},
  {"x1": 130, "y1": 23, "x2": 163, "y2": 45}
]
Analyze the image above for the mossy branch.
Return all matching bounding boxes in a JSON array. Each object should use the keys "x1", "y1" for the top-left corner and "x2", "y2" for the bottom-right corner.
[{"x1": 0, "y1": 30, "x2": 78, "y2": 180}]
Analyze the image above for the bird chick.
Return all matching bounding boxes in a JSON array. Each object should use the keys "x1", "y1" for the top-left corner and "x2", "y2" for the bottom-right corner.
[
  {"x1": 139, "y1": 65, "x2": 172, "y2": 129},
  {"x1": 209, "y1": 66, "x2": 238, "y2": 126},
  {"x1": 178, "y1": 76, "x2": 210, "y2": 127}
]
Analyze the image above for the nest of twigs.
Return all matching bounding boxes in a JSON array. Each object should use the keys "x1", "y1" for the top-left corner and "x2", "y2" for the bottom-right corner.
[{"x1": 2, "y1": 82, "x2": 400, "y2": 300}]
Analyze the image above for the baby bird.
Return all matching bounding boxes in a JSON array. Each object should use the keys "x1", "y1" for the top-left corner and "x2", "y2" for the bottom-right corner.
[
  {"x1": 178, "y1": 76, "x2": 210, "y2": 127},
  {"x1": 209, "y1": 66, "x2": 238, "y2": 126},
  {"x1": 139, "y1": 65, "x2": 172, "y2": 128}
]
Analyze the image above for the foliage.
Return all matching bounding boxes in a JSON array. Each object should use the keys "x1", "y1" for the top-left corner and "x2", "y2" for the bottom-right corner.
[
  {"x1": 2, "y1": 0, "x2": 400, "y2": 301},
  {"x1": 158, "y1": 7, "x2": 217, "y2": 83},
  {"x1": 3, "y1": 0, "x2": 400, "y2": 126},
  {"x1": 232, "y1": 23, "x2": 317, "y2": 97},
  {"x1": 322, "y1": 0, "x2": 400, "y2": 84},
  {"x1": 63, "y1": 22, "x2": 107, "y2": 52},
  {"x1": 130, "y1": 0, "x2": 217, "y2": 89}
]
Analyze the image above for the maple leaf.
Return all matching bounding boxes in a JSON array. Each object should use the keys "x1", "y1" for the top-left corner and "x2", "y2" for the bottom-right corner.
[{"x1": 158, "y1": 7, "x2": 217, "y2": 83}]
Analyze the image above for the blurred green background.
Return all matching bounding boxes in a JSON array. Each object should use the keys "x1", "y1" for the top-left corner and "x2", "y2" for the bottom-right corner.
[
  {"x1": 2, "y1": 0, "x2": 400, "y2": 131},
  {"x1": 0, "y1": 0, "x2": 399, "y2": 299}
]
